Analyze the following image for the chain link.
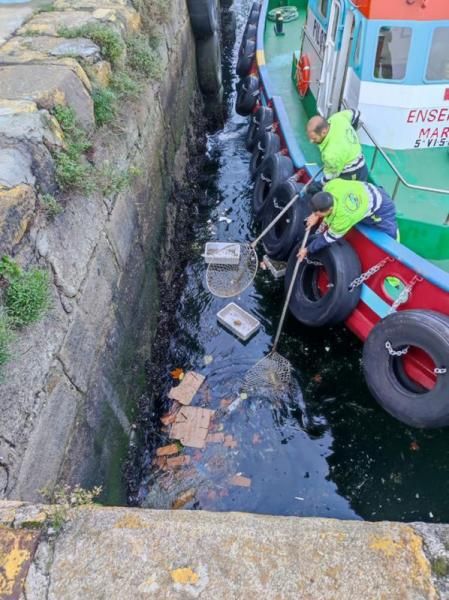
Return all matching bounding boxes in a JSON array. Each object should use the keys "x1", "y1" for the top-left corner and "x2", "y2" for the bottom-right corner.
[
  {"x1": 385, "y1": 341, "x2": 409, "y2": 356},
  {"x1": 389, "y1": 274, "x2": 423, "y2": 313},
  {"x1": 348, "y1": 257, "x2": 394, "y2": 292},
  {"x1": 260, "y1": 174, "x2": 271, "y2": 183},
  {"x1": 434, "y1": 367, "x2": 447, "y2": 375},
  {"x1": 305, "y1": 257, "x2": 323, "y2": 266}
]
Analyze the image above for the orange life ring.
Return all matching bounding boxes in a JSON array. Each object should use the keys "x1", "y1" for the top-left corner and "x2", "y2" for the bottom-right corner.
[{"x1": 296, "y1": 54, "x2": 311, "y2": 98}]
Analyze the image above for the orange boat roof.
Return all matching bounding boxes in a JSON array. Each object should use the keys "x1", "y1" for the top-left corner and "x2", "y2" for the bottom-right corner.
[{"x1": 354, "y1": 0, "x2": 449, "y2": 21}]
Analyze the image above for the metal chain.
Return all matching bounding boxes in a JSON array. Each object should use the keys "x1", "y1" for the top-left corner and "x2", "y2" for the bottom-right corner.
[
  {"x1": 435, "y1": 368, "x2": 447, "y2": 375},
  {"x1": 305, "y1": 257, "x2": 323, "y2": 266},
  {"x1": 348, "y1": 257, "x2": 394, "y2": 292},
  {"x1": 389, "y1": 274, "x2": 423, "y2": 313},
  {"x1": 385, "y1": 341, "x2": 409, "y2": 356},
  {"x1": 260, "y1": 174, "x2": 271, "y2": 183}
]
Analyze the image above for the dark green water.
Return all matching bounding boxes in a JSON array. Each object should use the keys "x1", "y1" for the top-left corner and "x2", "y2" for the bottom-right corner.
[{"x1": 135, "y1": 1, "x2": 449, "y2": 522}]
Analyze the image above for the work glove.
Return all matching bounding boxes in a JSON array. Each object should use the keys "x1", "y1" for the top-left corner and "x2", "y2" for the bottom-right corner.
[{"x1": 306, "y1": 180, "x2": 323, "y2": 196}]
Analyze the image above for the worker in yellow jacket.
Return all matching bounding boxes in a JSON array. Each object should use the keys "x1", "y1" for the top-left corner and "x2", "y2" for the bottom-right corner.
[{"x1": 307, "y1": 109, "x2": 368, "y2": 193}]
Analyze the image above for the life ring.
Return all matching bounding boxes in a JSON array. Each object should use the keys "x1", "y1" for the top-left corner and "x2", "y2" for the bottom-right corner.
[
  {"x1": 262, "y1": 180, "x2": 311, "y2": 261},
  {"x1": 285, "y1": 239, "x2": 362, "y2": 326},
  {"x1": 249, "y1": 131, "x2": 280, "y2": 179},
  {"x1": 362, "y1": 310, "x2": 449, "y2": 428},
  {"x1": 252, "y1": 152, "x2": 294, "y2": 218},
  {"x1": 296, "y1": 54, "x2": 311, "y2": 98},
  {"x1": 245, "y1": 106, "x2": 273, "y2": 152}
]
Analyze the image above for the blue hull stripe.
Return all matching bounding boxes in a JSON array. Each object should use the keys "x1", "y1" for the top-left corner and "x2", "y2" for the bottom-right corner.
[{"x1": 360, "y1": 284, "x2": 393, "y2": 318}]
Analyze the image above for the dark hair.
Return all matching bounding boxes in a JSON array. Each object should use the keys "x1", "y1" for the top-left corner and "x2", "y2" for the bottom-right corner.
[
  {"x1": 313, "y1": 117, "x2": 329, "y2": 135},
  {"x1": 310, "y1": 191, "x2": 333, "y2": 212}
]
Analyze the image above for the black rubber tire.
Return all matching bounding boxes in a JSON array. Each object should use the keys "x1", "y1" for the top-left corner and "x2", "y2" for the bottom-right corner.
[
  {"x1": 262, "y1": 181, "x2": 312, "y2": 261},
  {"x1": 362, "y1": 310, "x2": 449, "y2": 428},
  {"x1": 238, "y1": 24, "x2": 257, "y2": 60},
  {"x1": 252, "y1": 152, "x2": 294, "y2": 218},
  {"x1": 236, "y1": 38, "x2": 256, "y2": 78},
  {"x1": 196, "y1": 31, "x2": 222, "y2": 95},
  {"x1": 249, "y1": 131, "x2": 280, "y2": 179},
  {"x1": 285, "y1": 240, "x2": 362, "y2": 327},
  {"x1": 245, "y1": 106, "x2": 273, "y2": 152},
  {"x1": 186, "y1": 0, "x2": 218, "y2": 39},
  {"x1": 235, "y1": 75, "x2": 259, "y2": 116}
]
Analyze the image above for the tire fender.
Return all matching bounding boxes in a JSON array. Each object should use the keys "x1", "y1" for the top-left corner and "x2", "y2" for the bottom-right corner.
[
  {"x1": 245, "y1": 106, "x2": 274, "y2": 152},
  {"x1": 235, "y1": 75, "x2": 259, "y2": 116},
  {"x1": 285, "y1": 239, "x2": 362, "y2": 326},
  {"x1": 196, "y1": 30, "x2": 222, "y2": 95},
  {"x1": 362, "y1": 310, "x2": 449, "y2": 428},
  {"x1": 186, "y1": 0, "x2": 218, "y2": 39},
  {"x1": 249, "y1": 131, "x2": 280, "y2": 179},
  {"x1": 262, "y1": 180, "x2": 312, "y2": 260},
  {"x1": 252, "y1": 152, "x2": 294, "y2": 218}
]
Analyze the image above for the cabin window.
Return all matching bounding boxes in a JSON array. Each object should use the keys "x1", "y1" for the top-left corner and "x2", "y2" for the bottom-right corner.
[
  {"x1": 373, "y1": 26, "x2": 412, "y2": 80},
  {"x1": 319, "y1": 0, "x2": 329, "y2": 18},
  {"x1": 330, "y1": 4, "x2": 340, "y2": 42},
  {"x1": 426, "y1": 28, "x2": 449, "y2": 81}
]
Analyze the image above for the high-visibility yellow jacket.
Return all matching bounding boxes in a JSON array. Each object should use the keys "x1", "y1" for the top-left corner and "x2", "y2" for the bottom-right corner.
[{"x1": 318, "y1": 110, "x2": 364, "y2": 182}]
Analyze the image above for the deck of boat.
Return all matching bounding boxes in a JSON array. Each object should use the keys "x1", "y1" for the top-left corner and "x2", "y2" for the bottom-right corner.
[{"x1": 262, "y1": 1, "x2": 449, "y2": 270}]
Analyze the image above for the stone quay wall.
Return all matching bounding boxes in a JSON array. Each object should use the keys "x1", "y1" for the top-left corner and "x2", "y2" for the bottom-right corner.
[{"x1": 0, "y1": 0, "x2": 200, "y2": 501}]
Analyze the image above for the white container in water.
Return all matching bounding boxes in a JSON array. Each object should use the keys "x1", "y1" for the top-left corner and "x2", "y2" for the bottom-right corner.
[
  {"x1": 263, "y1": 254, "x2": 287, "y2": 279},
  {"x1": 204, "y1": 242, "x2": 240, "y2": 265},
  {"x1": 217, "y1": 302, "x2": 260, "y2": 341}
]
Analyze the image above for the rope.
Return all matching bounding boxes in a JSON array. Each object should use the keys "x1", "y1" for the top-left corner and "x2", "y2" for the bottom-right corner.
[{"x1": 267, "y1": 6, "x2": 299, "y2": 22}]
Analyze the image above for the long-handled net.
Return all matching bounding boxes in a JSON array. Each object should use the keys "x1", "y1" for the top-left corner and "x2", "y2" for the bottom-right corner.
[
  {"x1": 241, "y1": 227, "x2": 311, "y2": 399},
  {"x1": 206, "y1": 169, "x2": 322, "y2": 298}
]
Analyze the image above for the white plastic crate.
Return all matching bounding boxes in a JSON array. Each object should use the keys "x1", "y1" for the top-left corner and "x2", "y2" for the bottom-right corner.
[
  {"x1": 263, "y1": 254, "x2": 287, "y2": 279},
  {"x1": 217, "y1": 302, "x2": 260, "y2": 341},
  {"x1": 204, "y1": 242, "x2": 241, "y2": 265}
]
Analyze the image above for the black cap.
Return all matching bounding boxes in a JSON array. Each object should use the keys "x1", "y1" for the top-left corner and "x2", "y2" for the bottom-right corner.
[{"x1": 310, "y1": 191, "x2": 333, "y2": 212}]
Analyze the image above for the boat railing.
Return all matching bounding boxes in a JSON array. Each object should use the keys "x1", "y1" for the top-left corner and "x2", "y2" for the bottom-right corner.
[
  {"x1": 341, "y1": 101, "x2": 449, "y2": 201},
  {"x1": 360, "y1": 122, "x2": 449, "y2": 200}
]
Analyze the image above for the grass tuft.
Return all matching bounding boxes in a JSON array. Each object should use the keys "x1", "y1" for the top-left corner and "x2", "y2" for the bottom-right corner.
[
  {"x1": 110, "y1": 70, "x2": 143, "y2": 99},
  {"x1": 4, "y1": 268, "x2": 51, "y2": 327},
  {"x1": 58, "y1": 24, "x2": 125, "y2": 65},
  {"x1": 93, "y1": 87, "x2": 117, "y2": 126},
  {"x1": 0, "y1": 310, "x2": 14, "y2": 370},
  {"x1": 126, "y1": 34, "x2": 162, "y2": 79},
  {"x1": 40, "y1": 193, "x2": 63, "y2": 219},
  {"x1": 52, "y1": 105, "x2": 92, "y2": 191}
]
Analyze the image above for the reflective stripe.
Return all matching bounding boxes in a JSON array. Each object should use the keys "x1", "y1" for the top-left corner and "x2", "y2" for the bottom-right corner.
[
  {"x1": 324, "y1": 229, "x2": 341, "y2": 243},
  {"x1": 365, "y1": 184, "x2": 382, "y2": 214},
  {"x1": 341, "y1": 154, "x2": 366, "y2": 174}
]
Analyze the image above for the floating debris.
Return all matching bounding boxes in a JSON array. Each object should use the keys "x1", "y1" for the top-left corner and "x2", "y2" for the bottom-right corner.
[
  {"x1": 170, "y1": 406, "x2": 214, "y2": 449},
  {"x1": 230, "y1": 474, "x2": 251, "y2": 487},
  {"x1": 168, "y1": 371, "x2": 206, "y2": 406}
]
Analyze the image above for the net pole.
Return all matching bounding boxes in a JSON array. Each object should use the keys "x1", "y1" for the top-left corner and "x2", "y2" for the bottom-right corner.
[
  {"x1": 272, "y1": 227, "x2": 311, "y2": 352},
  {"x1": 250, "y1": 168, "x2": 323, "y2": 249}
]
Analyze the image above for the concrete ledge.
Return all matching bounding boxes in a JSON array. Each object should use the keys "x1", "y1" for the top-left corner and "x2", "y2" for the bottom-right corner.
[{"x1": 0, "y1": 502, "x2": 445, "y2": 599}]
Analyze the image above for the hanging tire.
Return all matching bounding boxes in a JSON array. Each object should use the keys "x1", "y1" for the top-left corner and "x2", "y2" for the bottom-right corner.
[
  {"x1": 285, "y1": 240, "x2": 362, "y2": 327},
  {"x1": 245, "y1": 106, "x2": 273, "y2": 152},
  {"x1": 235, "y1": 75, "x2": 259, "y2": 116},
  {"x1": 238, "y1": 24, "x2": 257, "y2": 61},
  {"x1": 196, "y1": 30, "x2": 222, "y2": 95},
  {"x1": 362, "y1": 310, "x2": 449, "y2": 428},
  {"x1": 262, "y1": 181, "x2": 312, "y2": 261},
  {"x1": 236, "y1": 37, "x2": 256, "y2": 78},
  {"x1": 249, "y1": 131, "x2": 280, "y2": 179},
  {"x1": 252, "y1": 152, "x2": 294, "y2": 218},
  {"x1": 186, "y1": 0, "x2": 218, "y2": 39}
]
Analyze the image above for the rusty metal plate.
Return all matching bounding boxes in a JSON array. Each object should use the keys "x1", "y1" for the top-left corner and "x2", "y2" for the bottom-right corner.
[{"x1": 0, "y1": 526, "x2": 40, "y2": 600}]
